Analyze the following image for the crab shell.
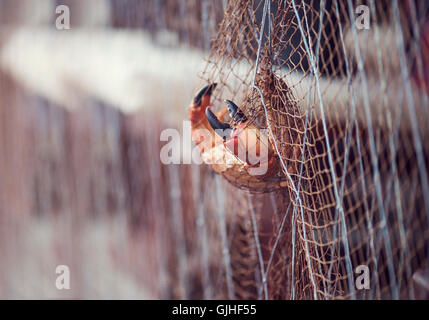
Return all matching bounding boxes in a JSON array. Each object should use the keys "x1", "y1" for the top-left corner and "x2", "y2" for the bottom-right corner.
[
  {"x1": 222, "y1": 121, "x2": 279, "y2": 178},
  {"x1": 189, "y1": 84, "x2": 286, "y2": 193}
]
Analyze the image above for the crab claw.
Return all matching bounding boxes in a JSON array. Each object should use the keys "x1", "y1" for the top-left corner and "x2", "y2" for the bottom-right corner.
[
  {"x1": 206, "y1": 107, "x2": 232, "y2": 139},
  {"x1": 193, "y1": 83, "x2": 217, "y2": 107},
  {"x1": 225, "y1": 100, "x2": 247, "y2": 123},
  {"x1": 190, "y1": 83, "x2": 217, "y2": 127},
  {"x1": 226, "y1": 99, "x2": 239, "y2": 116}
]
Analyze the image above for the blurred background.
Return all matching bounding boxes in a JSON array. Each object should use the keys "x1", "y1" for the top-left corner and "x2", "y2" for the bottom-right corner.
[
  {"x1": 1, "y1": 0, "x2": 429, "y2": 300},
  {"x1": 0, "y1": 0, "x2": 226, "y2": 299}
]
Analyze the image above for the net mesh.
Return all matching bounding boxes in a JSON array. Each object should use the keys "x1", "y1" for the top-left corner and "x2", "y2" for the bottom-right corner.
[{"x1": 197, "y1": 0, "x2": 429, "y2": 299}]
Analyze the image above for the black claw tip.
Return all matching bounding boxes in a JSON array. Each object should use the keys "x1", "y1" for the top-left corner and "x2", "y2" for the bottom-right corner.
[
  {"x1": 193, "y1": 83, "x2": 217, "y2": 106},
  {"x1": 226, "y1": 100, "x2": 239, "y2": 117},
  {"x1": 225, "y1": 100, "x2": 247, "y2": 123},
  {"x1": 206, "y1": 107, "x2": 232, "y2": 139}
]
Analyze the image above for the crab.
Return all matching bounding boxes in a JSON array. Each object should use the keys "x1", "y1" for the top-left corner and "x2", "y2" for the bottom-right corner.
[{"x1": 189, "y1": 83, "x2": 293, "y2": 192}]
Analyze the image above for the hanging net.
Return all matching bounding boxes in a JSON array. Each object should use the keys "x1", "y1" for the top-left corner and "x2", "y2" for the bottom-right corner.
[{"x1": 194, "y1": 0, "x2": 429, "y2": 299}]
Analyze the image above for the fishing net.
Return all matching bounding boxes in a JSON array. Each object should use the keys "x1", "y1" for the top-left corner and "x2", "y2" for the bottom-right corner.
[
  {"x1": 1, "y1": 0, "x2": 429, "y2": 300},
  {"x1": 196, "y1": 0, "x2": 429, "y2": 299}
]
